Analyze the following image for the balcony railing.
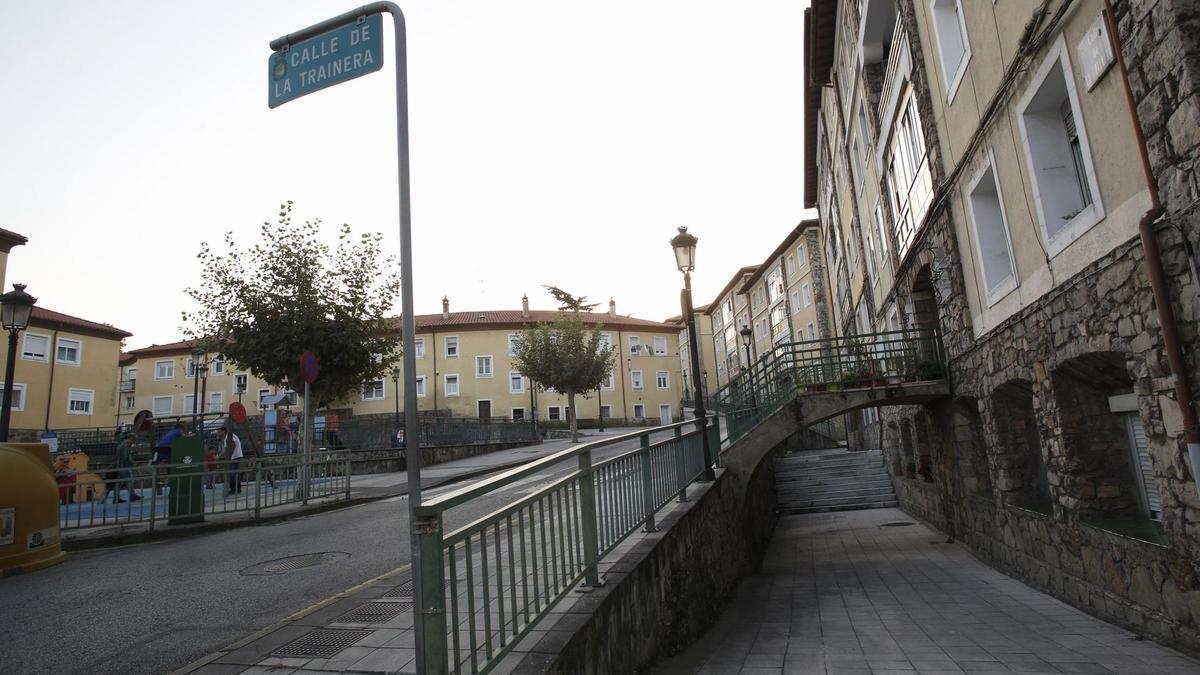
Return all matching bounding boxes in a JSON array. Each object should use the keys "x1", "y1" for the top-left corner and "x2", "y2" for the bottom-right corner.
[
  {"x1": 878, "y1": 18, "x2": 908, "y2": 126},
  {"x1": 118, "y1": 379, "x2": 136, "y2": 393}
]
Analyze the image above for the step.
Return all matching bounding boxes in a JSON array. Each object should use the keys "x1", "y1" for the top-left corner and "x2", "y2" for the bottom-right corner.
[
  {"x1": 778, "y1": 481, "x2": 895, "y2": 495},
  {"x1": 775, "y1": 466, "x2": 885, "y2": 480},
  {"x1": 776, "y1": 475, "x2": 894, "y2": 490},
  {"x1": 778, "y1": 500, "x2": 899, "y2": 515},
  {"x1": 778, "y1": 491, "x2": 899, "y2": 508}
]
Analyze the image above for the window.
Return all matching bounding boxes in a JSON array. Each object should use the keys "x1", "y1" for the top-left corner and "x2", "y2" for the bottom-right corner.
[
  {"x1": 124, "y1": 394, "x2": 135, "y2": 410},
  {"x1": 67, "y1": 388, "x2": 94, "y2": 415},
  {"x1": 511, "y1": 408, "x2": 525, "y2": 421},
  {"x1": 1018, "y1": 38, "x2": 1103, "y2": 255},
  {"x1": 208, "y1": 391, "x2": 223, "y2": 412},
  {"x1": 653, "y1": 336, "x2": 667, "y2": 355},
  {"x1": 785, "y1": 255, "x2": 796, "y2": 277},
  {"x1": 548, "y1": 406, "x2": 562, "y2": 421},
  {"x1": 791, "y1": 291, "x2": 801, "y2": 312},
  {"x1": 631, "y1": 370, "x2": 644, "y2": 390},
  {"x1": 930, "y1": 0, "x2": 970, "y2": 100},
  {"x1": 362, "y1": 379, "x2": 385, "y2": 400},
  {"x1": 807, "y1": 322, "x2": 816, "y2": 340},
  {"x1": 126, "y1": 367, "x2": 137, "y2": 381},
  {"x1": 183, "y1": 394, "x2": 196, "y2": 414},
  {"x1": 600, "y1": 405, "x2": 612, "y2": 420},
  {"x1": 233, "y1": 373, "x2": 249, "y2": 394},
  {"x1": 444, "y1": 374, "x2": 460, "y2": 396},
  {"x1": 444, "y1": 336, "x2": 459, "y2": 358},
  {"x1": 801, "y1": 283, "x2": 812, "y2": 307},
  {"x1": 410, "y1": 337, "x2": 424, "y2": 359},
  {"x1": 628, "y1": 336, "x2": 641, "y2": 356},
  {"x1": 633, "y1": 404, "x2": 645, "y2": 418},
  {"x1": 874, "y1": 201, "x2": 890, "y2": 260},
  {"x1": 509, "y1": 372, "x2": 524, "y2": 394},
  {"x1": 883, "y1": 93, "x2": 933, "y2": 259},
  {"x1": 771, "y1": 305, "x2": 788, "y2": 338},
  {"x1": 186, "y1": 357, "x2": 200, "y2": 377},
  {"x1": 4, "y1": 383, "x2": 25, "y2": 412},
  {"x1": 257, "y1": 389, "x2": 272, "y2": 408},
  {"x1": 155, "y1": 360, "x2": 175, "y2": 380},
  {"x1": 210, "y1": 358, "x2": 225, "y2": 375},
  {"x1": 599, "y1": 333, "x2": 613, "y2": 350},
  {"x1": 755, "y1": 320, "x2": 766, "y2": 339},
  {"x1": 22, "y1": 333, "x2": 48, "y2": 361},
  {"x1": 766, "y1": 267, "x2": 784, "y2": 304},
  {"x1": 865, "y1": 228, "x2": 878, "y2": 285},
  {"x1": 475, "y1": 355, "x2": 493, "y2": 378},
  {"x1": 56, "y1": 338, "x2": 81, "y2": 365},
  {"x1": 796, "y1": 243, "x2": 808, "y2": 269},
  {"x1": 415, "y1": 376, "x2": 426, "y2": 397},
  {"x1": 153, "y1": 395, "x2": 173, "y2": 415},
  {"x1": 850, "y1": 136, "x2": 864, "y2": 187},
  {"x1": 966, "y1": 154, "x2": 1018, "y2": 303},
  {"x1": 601, "y1": 371, "x2": 614, "y2": 390},
  {"x1": 507, "y1": 334, "x2": 520, "y2": 356},
  {"x1": 656, "y1": 371, "x2": 670, "y2": 390}
]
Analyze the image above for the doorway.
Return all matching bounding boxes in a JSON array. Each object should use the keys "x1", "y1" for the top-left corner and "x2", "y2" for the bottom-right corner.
[
  {"x1": 477, "y1": 400, "x2": 491, "y2": 420},
  {"x1": 659, "y1": 404, "x2": 672, "y2": 425}
]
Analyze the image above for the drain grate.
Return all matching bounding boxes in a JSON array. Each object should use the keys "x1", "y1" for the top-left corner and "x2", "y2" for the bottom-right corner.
[
  {"x1": 881, "y1": 521, "x2": 915, "y2": 527},
  {"x1": 240, "y1": 552, "x2": 350, "y2": 576},
  {"x1": 272, "y1": 629, "x2": 373, "y2": 658},
  {"x1": 333, "y1": 602, "x2": 408, "y2": 624},
  {"x1": 383, "y1": 579, "x2": 414, "y2": 598}
]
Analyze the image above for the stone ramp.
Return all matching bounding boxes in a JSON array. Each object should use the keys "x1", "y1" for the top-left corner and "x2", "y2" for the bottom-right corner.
[{"x1": 775, "y1": 447, "x2": 897, "y2": 514}]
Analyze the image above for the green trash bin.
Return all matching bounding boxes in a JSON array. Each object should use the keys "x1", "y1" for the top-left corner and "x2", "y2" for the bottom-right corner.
[{"x1": 168, "y1": 436, "x2": 205, "y2": 525}]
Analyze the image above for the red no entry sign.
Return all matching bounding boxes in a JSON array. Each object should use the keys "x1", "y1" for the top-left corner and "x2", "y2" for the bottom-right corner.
[
  {"x1": 300, "y1": 351, "x2": 320, "y2": 384},
  {"x1": 229, "y1": 402, "x2": 248, "y2": 424}
]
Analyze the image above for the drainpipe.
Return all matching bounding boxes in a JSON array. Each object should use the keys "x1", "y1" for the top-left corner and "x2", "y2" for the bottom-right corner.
[
  {"x1": 1103, "y1": 0, "x2": 1200, "y2": 483},
  {"x1": 43, "y1": 327, "x2": 59, "y2": 432}
]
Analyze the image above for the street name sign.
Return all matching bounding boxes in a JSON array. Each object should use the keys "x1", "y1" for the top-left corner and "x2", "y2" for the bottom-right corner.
[{"x1": 268, "y1": 14, "x2": 384, "y2": 108}]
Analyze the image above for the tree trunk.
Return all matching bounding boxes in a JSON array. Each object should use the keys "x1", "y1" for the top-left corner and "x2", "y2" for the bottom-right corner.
[{"x1": 568, "y1": 391, "x2": 579, "y2": 443}]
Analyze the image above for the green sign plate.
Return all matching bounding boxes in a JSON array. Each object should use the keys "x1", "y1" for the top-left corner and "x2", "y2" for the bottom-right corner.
[{"x1": 269, "y1": 14, "x2": 384, "y2": 108}]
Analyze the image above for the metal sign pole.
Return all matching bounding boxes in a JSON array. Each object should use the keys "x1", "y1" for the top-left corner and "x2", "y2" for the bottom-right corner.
[{"x1": 302, "y1": 379, "x2": 310, "y2": 504}]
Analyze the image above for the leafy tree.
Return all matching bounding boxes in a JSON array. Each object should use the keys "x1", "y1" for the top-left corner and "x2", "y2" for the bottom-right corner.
[
  {"x1": 513, "y1": 289, "x2": 614, "y2": 442},
  {"x1": 544, "y1": 285, "x2": 599, "y2": 312},
  {"x1": 182, "y1": 201, "x2": 401, "y2": 409}
]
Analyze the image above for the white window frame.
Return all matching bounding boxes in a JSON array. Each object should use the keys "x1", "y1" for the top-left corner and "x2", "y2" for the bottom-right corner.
[
  {"x1": 21, "y1": 332, "x2": 49, "y2": 362},
  {"x1": 476, "y1": 355, "x2": 494, "y2": 378},
  {"x1": 362, "y1": 379, "x2": 386, "y2": 401},
  {"x1": 631, "y1": 370, "x2": 644, "y2": 390},
  {"x1": 653, "y1": 336, "x2": 668, "y2": 355},
  {"x1": 807, "y1": 322, "x2": 816, "y2": 340},
  {"x1": 67, "y1": 388, "x2": 95, "y2": 415},
  {"x1": 233, "y1": 373, "x2": 249, "y2": 395},
  {"x1": 785, "y1": 254, "x2": 796, "y2": 277},
  {"x1": 796, "y1": 243, "x2": 808, "y2": 269},
  {"x1": 791, "y1": 291, "x2": 801, "y2": 313},
  {"x1": 257, "y1": 389, "x2": 272, "y2": 409},
  {"x1": 1016, "y1": 36, "x2": 1105, "y2": 258},
  {"x1": 415, "y1": 375, "x2": 427, "y2": 398},
  {"x1": 56, "y1": 337, "x2": 82, "y2": 366},
  {"x1": 600, "y1": 404, "x2": 612, "y2": 421},
  {"x1": 633, "y1": 403, "x2": 645, "y2": 418},
  {"x1": 601, "y1": 370, "x2": 615, "y2": 390},
  {"x1": 6, "y1": 382, "x2": 26, "y2": 412},
  {"x1": 965, "y1": 149, "x2": 1019, "y2": 305},
  {"x1": 801, "y1": 283, "x2": 812, "y2": 307},
  {"x1": 155, "y1": 359, "x2": 175, "y2": 380},
  {"x1": 509, "y1": 371, "x2": 525, "y2": 394},
  {"x1": 124, "y1": 394, "x2": 136, "y2": 410},
  {"x1": 210, "y1": 358, "x2": 225, "y2": 375},
  {"x1": 507, "y1": 334, "x2": 520, "y2": 356},
  {"x1": 548, "y1": 406, "x2": 562, "y2": 421},
  {"x1": 929, "y1": 0, "x2": 971, "y2": 103},
  {"x1": 414, "y1": 337, "x2": 426, "y2": 359},
  {"x1": 444, "y1": 335, "x2": 459, "y2": 358},
  {"x1": 152, "y1": 395, "x2": 173, "y2": 416},
  {"x1": 444, "y1": 373, "x2": 460, "y2": 397},
  {"x1": 656, "y1": 371, "x2": 670, "y2": 390},
  {"x1": 208, "y1": 390, "x2": 224, "y2": 412},
  {"x1": 511, "y1": 407, "x2": 525, "y2": 421},
  {"x1": 183, "y1": 394, "x2": 196, "y2": 415},
  {"x1": 628, "y1": 336, "x2": 641, "y2": 356}
]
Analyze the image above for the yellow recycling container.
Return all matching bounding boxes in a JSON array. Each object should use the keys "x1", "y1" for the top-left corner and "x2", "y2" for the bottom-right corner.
[{"x1": 0, "y1": 443, "x2": 66, "y2": 576}]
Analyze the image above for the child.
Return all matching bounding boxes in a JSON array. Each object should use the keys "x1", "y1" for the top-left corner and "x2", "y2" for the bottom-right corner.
[{"x1": 204, "y1": 442, "x2": 218, "y2": 489}]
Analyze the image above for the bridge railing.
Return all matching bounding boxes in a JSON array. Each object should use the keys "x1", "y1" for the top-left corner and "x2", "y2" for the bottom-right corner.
[
  {"x1": 714, "y1": 328, "x2": 945, "y2": 444},
  {"x1": 411, "y1": 416, "x2": 716, "y2": 674}
]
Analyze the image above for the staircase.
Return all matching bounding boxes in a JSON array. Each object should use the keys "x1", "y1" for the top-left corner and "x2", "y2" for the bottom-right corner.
[{"x1": 775, "y1": 448, "x2": 897, "y2": 514}]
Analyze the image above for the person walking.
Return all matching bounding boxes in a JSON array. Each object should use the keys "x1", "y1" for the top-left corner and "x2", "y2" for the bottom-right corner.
[
  {"x1": 111, "y1": 432, "x2": 142, "y2": 504},
  {"x1": 217, "y1": 427, "x2": 243, "y2": 497}
]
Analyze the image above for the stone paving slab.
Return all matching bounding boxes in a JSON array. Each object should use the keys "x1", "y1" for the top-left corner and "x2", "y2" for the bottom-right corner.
[{"x1": 653, "y1": 508, "x2": 1200, "y2": 675}]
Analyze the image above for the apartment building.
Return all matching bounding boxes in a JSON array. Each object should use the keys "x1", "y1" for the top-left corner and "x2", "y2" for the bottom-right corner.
[
  {"x1": 702, "y1": 266, "x2": 758, "y2": 390},
  {"x1": 123, "y1": 341, "x2": 278, "y2": 421},
  {"x1": 666, "y1": 304, "x2": 719, "y2": 405},
  {"x1": 806, "y1": 0, "x2": 1200, "y2": 646}
]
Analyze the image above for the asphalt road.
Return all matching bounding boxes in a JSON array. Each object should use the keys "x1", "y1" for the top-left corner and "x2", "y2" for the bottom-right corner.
[{"x1": 0, "y1": 431, "x2": 670, "y2": 675}]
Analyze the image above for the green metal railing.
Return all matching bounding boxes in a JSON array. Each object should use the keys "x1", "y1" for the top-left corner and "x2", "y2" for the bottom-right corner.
[
  {"x1": 714, "y1": 328, "x2": 945, "y2": 445},
  {"x1": 411, "y1": 417, "x2": 716, "y2": 674}
]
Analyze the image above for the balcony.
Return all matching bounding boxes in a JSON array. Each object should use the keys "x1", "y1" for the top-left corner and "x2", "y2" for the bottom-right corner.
[
  {"x1": 877, "y1": 18, "x2": 909, "y2": 131},
  {"x1": 118, "y1": 379, "x2": 136, "y2": 393}
]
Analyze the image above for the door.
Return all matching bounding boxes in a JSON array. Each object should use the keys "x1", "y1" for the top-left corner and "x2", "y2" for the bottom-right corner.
[
  {"x1": 477, "y1": 400, "x2": 491, "y2": 420},
  {"x1": 659, "y1": 404, "x2": 672, "y2": 425}
]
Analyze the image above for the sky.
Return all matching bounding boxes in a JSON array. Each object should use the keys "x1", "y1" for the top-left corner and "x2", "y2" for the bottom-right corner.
[{"x1": 0, "y1": 1, "x2": 811, "y2": 348}]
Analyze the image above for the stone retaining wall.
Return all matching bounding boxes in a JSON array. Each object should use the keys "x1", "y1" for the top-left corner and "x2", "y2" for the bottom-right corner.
[{"x1": 346, "y1": 440, "x2": 539, "y2": 475}]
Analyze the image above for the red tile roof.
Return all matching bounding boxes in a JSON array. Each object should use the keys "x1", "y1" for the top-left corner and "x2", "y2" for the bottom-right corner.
[
  {"x1": 30, "y1": 307, "x2": 132, "y2": 339},
  {"x1": 0, "y1": 228, "x2": 27, "y2": 253},
  {"x1": 126, "y1": 339, "x2": 201, "y2": 356}
]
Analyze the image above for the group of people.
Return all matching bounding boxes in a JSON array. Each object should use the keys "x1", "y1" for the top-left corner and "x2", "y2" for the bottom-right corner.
[{"x1": 108, "y1": 423, "x2": 244, "y2": 503}]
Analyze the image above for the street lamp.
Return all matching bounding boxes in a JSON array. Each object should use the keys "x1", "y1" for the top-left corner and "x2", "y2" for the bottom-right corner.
[
  {"x1": 190, "y1": 346, "x2": 205, "y2": 433},
  {"x1": 199, "y1": 356, "x2": 209, "y2": 421},
  {"x1": 392, "y1": 366, "x2": 401, "y2": 427},
  {"x1": 740, "y1": 324, "x2": 757, "y2": 411},
  {"x1": 670, "y1": 226, "x2": 715, "y2": 481},
  {"x1": 0, "y1": 284, "x2": 36, "y2": 442}
]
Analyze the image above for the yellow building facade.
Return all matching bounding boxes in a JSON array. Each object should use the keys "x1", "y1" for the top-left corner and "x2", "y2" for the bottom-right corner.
[{"x1": 124, "y1": 341, "x2": 281, "y2": 422}]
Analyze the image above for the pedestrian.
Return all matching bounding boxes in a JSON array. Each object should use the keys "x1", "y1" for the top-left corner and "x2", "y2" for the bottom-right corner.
[
  {"x1": 111, "y1": 432, "x2": 142, "y2": 504},
  {"x1": 204, "y1": 440, "x2": 218, "y2": 490},
  {"x1": 217, "y1": 427, "x2": 243, "y2": 496}
]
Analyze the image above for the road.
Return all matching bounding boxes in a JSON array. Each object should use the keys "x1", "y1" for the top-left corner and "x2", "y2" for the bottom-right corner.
[{"x1": 0, "y1": 430, "x2": 673, "y2": 675}]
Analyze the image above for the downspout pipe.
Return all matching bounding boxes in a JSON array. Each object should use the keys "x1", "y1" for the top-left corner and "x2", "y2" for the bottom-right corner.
[{"x1": 1103, "y1": 0, "x2": 1200, "y2": 483}]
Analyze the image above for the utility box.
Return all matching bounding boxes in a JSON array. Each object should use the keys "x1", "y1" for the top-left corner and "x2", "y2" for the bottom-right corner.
[
  {"x1": 0, "y1": 443, "x2": 66, "y2": 576},
  {"x1": 168, "y1": 436, "x2": 205, "y2": 525}
]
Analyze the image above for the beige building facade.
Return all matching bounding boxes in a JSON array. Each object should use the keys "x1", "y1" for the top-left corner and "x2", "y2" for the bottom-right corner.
[{"x1": 703, "y1": 266, "x2": 758, "y2": 390}]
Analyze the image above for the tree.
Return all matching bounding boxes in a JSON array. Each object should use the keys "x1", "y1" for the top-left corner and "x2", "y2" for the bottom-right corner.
[
  {"x1": 182, "y1": 201, "x2": 401, "y2": 409},
  {"x1": 513, "y1": 289, "x2": 614, "y2": 442}
]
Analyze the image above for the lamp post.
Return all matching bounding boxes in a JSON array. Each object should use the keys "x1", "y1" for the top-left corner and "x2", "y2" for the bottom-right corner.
[
  {"x1": 0, "y1": 284, "x2": 36, "y2": 442},
  {"x1": 392, "y1": 366, "x2": 401, "y2": 427},
  {"x1": 199, "y1": 356, "x2": 209, "y2": 422},
  {"x1": 596, "y1": 382, "x2": 605, "y2": 432},
  {"x1": 740, "y1": 324, "x2": 757, "y2": 411},
  {"x1": 190, "y1": 346, "x2": 204, "y2": 433},
  {"x1": 670, "y1": 226, "x2": 715, "y2": 481}
]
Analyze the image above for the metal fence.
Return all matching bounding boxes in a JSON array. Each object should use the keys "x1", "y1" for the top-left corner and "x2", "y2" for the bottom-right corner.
[
  {"x1": 410, "y1": 417, "x2": 716, "y2": 674},
  {"x1": 55, "y1": 451, "x2": 351, "y2": 531},
  {"x1": 324, "y1": 415, "x2": 538, "y2": 452}
]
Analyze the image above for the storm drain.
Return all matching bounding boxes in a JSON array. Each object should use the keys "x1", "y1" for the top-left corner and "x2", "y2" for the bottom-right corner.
[
  {"x1": 383, "y1": 578, "x2": 414, "y2": 598},
  {"x1": 272, "y1": 628, "x2": 373, "y2": 658},
  {"x1": 881, "y1": 521, "x2": 915, "y2": 528},
  {"x1": 239, "y1": 552, "x2": 350, "y2": 576},
  {"x1": 333, "y1": 602, "x2": 409, "y2": 624}
]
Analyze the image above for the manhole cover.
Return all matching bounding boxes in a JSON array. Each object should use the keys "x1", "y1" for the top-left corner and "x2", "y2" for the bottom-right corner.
[
  {"x1": 333, "y1": 602, "x2": 409, "y2": 624},
  {"x1": 881, "y1": 521, "x2": 915, "y2": 527},
  {"x1": 383, "y1": 579, "x2": 414, "y2": 598},
  {"x1": 273, "y1": 629, "x2": 374, "y2": 658},
  {"x1": 240, "y1": 552, "x2": 350, "y2": 576}
]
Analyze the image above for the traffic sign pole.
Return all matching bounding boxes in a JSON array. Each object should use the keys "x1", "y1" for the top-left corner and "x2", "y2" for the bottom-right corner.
[{"x1": 269, "y1": 5, "x2": 437, "y2": 670}]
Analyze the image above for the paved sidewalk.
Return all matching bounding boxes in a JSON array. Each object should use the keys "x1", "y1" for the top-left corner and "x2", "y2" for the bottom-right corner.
[{"x1": 655, "y1": 508, "x2": 1200, "y2": 675}]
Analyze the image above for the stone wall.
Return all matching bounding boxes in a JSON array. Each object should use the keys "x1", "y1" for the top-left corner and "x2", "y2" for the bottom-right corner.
[{"x1": 345, "y1": 440, "x2": 538, "y2": 475}]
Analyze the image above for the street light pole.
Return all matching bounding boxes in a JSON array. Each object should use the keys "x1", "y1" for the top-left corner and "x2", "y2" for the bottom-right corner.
[
  {"x1": 392, "y1": 366, "x2": 401, "y2": 428},
  {"x1": 671, "y1": 227, "x2": 715, "y2": 481},
  {"x1": 596, "y1": 384, "x2": 604, "y2": 432},
  {"x1": 740, "y1": 324, "x2": 757, "y2": 411},
  {"x1": 0, "y1": 284, "x2": 36, "y2": 442},
  {"x1": 190, "y1": 346, "x2": 205, "y2": 433}
]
